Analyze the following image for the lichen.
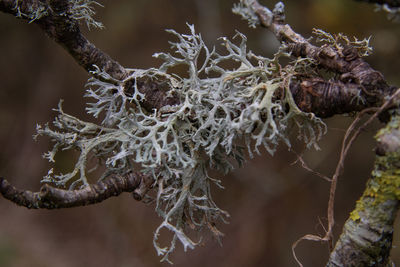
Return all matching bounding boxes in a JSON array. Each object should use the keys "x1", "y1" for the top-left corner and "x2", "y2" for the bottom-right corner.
[
  {"x1": 36, "y1": 24, "x2": 326, "y2": 262},
  {"x1": 349, "y1": 116, "x2": 400, "y2": 223},
  {"x1": 372, "y1": 115, "x2": 400, "y2": 202},
  {"x1": 368, "y1": 154, "x2": 400, "y2": 203},
  {"x1": 69, "y1": 0, "x2": 104, "y2": 29},
  {"x1": 232, "y1": 0, "x2": 272, "y2": 28},
  {"x1": 349, "y1": 209, "x2": 361, "y2": 222},
  {"x1": 312, "y1": 29, "x2": 373, "y2": 58},
  {"x1": 375, "y1": 4, "x2": 400, "y2": 22},
  {"x1": 11, "y1": 0, "x2": 103, "y2": 29},
  {"x1": 12, "y1": 0, "x2": 48, "y2": 23}
]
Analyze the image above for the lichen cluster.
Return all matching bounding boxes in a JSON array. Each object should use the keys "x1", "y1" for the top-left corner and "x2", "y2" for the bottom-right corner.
[
  {"x1": 69, "y1": 0, "x2": 104, "y2": 29},
  {"x1": 349, "y1": 115, "x2": 400, "y2": 225},
  {"x1": 37, "y1": 24, "x2": 326, "y2": 261},
  {"x1": 232, "y1": 0, "x2": 285, "y2": 28},
  {"x1": 312, "y1": 28, "x2": 372, "y2": 58},
  {"x1": 12, "y1": 0, "x2": 48, "y2": 22}
]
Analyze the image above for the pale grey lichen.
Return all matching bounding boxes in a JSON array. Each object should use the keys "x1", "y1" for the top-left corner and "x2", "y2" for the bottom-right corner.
[
  {"x1": 232, "y1": 0, "x2": 285, "y2": 28},
  {"x1": 313, "y1": 28, "x2": 373, "y2": 57},
  {"x1": 12, "y1": 0, "x2": 48, "y2": 23},
  {"x1": 11, "y1": 0, "x2": 103, "y2": 29},
  {"x1": 232, "y1": 0, "x2": 268, "y2": 28},
  {"x1": 375, "y1": 4, "x2": 400, "y2": 22},
  {"x1": 36, "y1": 24, "x2": 326, "y2": 262},
  {"x1": 69, "y1": 0, "x2": 104, "y2": 29}
]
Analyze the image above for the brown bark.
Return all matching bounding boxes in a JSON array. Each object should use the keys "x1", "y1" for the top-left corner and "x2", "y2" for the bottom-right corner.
[
  {"x1": 0, "y1": 171, "x2": 150, "y2": 209},
  {"x1": 247, "y1": 0, "x2": 397, "y2": 117},
  {"x1": 0, "y1": 0, "x2": 128, "y2": 82},
  {"x1": 290, "y1": 78, "x2": 373, "y2": 118}
]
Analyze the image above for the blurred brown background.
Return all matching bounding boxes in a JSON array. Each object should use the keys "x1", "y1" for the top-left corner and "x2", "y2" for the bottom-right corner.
[{"x1": 0, "y1": 0, "x2": 399, "y2": 266}]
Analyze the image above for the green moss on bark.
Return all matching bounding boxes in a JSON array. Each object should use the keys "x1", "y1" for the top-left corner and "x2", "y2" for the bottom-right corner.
[{"x1": 328, "y1": 114, "x2": 400, "y2": 266}]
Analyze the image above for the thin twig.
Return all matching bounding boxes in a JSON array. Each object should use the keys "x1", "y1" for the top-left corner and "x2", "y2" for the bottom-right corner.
[
  {"x1": 324, "y1": 88, "x2": 400, "y2": 247},
  {"x1": 0, "y1": 171, "x2": 152, "y2": 209},
  {"x1": 291, "y1": 152, "x2": 332, "y2": 182}
]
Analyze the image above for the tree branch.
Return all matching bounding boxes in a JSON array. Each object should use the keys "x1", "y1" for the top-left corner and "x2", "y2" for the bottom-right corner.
[
  {"x1": 235, "y1": 1, "x2": 400, "y2": 265},
  {"x1": 0, "y1": 171, "x2": 153, "y2": 209},
  {"x1": 2, "y1": 0, "x2": 394, "y2": 120},
  {"x1": 327, "y1": 114, "x2": 400, "y2": 266},
  {"x1": 0, "y1": 0, "x2": 128, "y2": 82},
  {"x1": 0, "y1": 0, "x2": 181, "y2": 109},
  {"x1": 290, "y1": 78, "x2": 374, "y2": 118},
  {"x1": 355, "y1": 0, "x2": 400, "y2": 8},
  {"x1": 235, "y1": 0, "x2": 397, "y2": 117}
]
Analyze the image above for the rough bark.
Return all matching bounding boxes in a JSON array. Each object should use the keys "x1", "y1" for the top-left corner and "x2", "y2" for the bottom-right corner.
[
  {"x1": 0, "y1": 0, "x2": 128, "y2": 82},
  {"x1": 327, "y1": 114, "x2": 400, "y2": 266},
  {"x1": 0, "y1": 171, "x2": 153, "y2": 209},
  {"x1": 247, "y1": 0, "x2": 396, "y2": 118}
]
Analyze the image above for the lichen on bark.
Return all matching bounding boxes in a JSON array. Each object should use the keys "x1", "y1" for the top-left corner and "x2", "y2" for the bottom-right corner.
[{"x1": 328, "y1": 113, "x2": 400, "y2": 267}]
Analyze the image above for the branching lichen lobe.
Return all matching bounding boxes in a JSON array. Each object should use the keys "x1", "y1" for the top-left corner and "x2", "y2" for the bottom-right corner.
[{"x1": 33, "y1": 25, "x2": 327, "y2": 260}]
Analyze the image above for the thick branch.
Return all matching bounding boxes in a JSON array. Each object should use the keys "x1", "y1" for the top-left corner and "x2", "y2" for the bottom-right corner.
[
  {"x1": 291, "y1": 78, "x2": 372, "y2": 117},
  {"x1": 238, "y1": 0, "x2": 397, "y2": 115},
  {"x1": 0, "y1": 0, "x2": 128, "y2": 81},
  {"x1": 0, "y1": 0, "x2": 180, "y2": 109},
  {"x1": 327, "y1": 114, "x2": 400, "y2": 266},
  {"x1": 2, "y1": 0, "x2": 395, "y2": 119},
  {"x1": 0, "y1": 171, "x2": 153, "y2": 209}
]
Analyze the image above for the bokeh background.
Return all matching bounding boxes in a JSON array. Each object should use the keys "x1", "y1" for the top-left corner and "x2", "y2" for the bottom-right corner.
[{"x1": 0, "y1": 0, "x2": 399, "y2": 266}]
